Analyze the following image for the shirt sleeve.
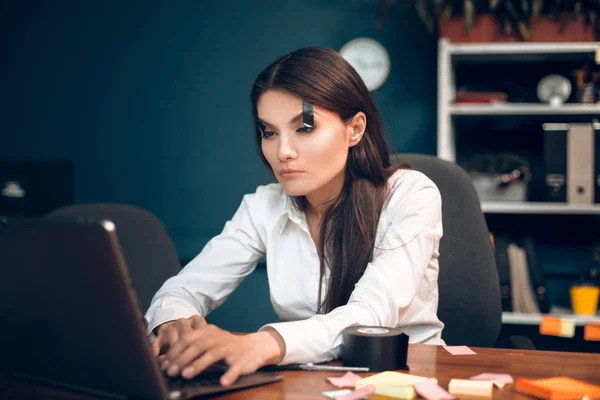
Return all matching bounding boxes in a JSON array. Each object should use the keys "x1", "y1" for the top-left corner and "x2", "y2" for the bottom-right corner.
[
  {"x1": 260, "y1": 175, "x2": 443, "y2": 364},
  {"x1": 145, "y1": 191, "x2": 267, "y2": 336}
]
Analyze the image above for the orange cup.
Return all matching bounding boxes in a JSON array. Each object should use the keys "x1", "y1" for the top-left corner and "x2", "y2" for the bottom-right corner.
[{"x1": 570, "y1": 285, "x2": 600, "y2": 316}]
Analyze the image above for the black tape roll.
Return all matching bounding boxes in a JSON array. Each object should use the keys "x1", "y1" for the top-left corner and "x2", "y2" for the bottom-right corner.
[{"x1": 341, "y1": 326, "x2": 409, "y2": 372}]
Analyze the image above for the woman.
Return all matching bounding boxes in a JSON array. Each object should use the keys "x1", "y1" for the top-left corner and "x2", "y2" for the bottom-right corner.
[{"x1": 145, "y1": 46, "x2": 445, "y2": 387}]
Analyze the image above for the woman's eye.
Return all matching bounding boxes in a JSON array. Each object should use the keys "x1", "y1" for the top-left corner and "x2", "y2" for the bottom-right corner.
[
  {"x1": 261, "y1": 130, "x2": 276, "y2": 139},
  {"x1": 297, "y1": 126, "x2": 314, "y2": 134}
]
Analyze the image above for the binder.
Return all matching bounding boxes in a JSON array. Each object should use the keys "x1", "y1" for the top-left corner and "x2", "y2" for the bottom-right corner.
[
  {"x1": 494, "y1": 234, "x2": 512, "y2": 312},
  {"x1": 595, "y1": 122, "x2": 600, "y2": 203},
  {"x1": 542, "y1": 123, "x2": 568, "y2": 202},
  {"x1": 567, "y1": 123, "x2": 594, "y2": 204},
  {"x1": 521, "y1": 236, "x2": 551, "y2": 314},
  {"x1": 508, "y1": 243, "x2": 540, "y2": 313}
]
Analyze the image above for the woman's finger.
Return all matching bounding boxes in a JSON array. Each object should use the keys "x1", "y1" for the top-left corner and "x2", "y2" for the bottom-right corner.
[
  {"x1": 158, "y1": 328, "x2": 181, "y2": 370},
  {"x1": 165, "y1": 329, "x2": 203, "y2": 364},
  {"x1": 158, "y1": 325, "x2": 181, "y2": 368},
  {"x1": 220, "y1": 363, "x2": 243, "y2": 387},
  {"x1": 151, "y1": 336, "x2": 163, "y2": 357},
  {"x1": 166, "y1": 335, "x2": 214, "y2": 377},
  {"x1": 179, "y1": 347, "x2": 228, "y2": 379}
]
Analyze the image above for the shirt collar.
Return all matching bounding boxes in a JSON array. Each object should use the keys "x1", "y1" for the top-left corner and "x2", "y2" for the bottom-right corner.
[{"x1": 279, "y1": 194, "x2": 307, "y2": 234}]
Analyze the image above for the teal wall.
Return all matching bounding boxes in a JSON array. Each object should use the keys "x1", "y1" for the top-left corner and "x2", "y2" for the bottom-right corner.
[{"x1": 1, "y1": 0, "x2": 438, "y2": 331}]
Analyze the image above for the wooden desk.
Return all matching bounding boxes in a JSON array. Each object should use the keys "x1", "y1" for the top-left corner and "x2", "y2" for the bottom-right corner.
[{"x1": 3, "y1": 344, "x2": 600, "y2": 399}]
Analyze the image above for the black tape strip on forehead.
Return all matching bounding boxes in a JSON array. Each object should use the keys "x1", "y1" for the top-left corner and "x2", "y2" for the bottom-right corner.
[{"x1": 302, "y1": 101, "x2": 314, "y2": 129}]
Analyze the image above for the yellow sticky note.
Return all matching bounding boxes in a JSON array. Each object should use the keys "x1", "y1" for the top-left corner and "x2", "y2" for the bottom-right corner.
[
  {"x1": 449, "y1": 379, "x2": 494, "y2": 397},
  {"x1": 560, "y1": 319, "x2": 575, "y2": 338},
  {"x1": 355, "y1": 371, "x2": 436, "y2": 399}
]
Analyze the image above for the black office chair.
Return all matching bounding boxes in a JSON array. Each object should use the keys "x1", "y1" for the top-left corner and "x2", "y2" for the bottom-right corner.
[
  {"x1": 46, "y1": 203, "x2": 181, "y2": 312},
  {"x1": 391, "y1": 153, "x2": 502, "y2": 347}
]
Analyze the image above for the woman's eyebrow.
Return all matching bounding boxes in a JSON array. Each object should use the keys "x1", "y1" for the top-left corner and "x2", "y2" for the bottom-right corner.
[{"x1": 258, "y1": 112, "x2": 304, "y2": 128}]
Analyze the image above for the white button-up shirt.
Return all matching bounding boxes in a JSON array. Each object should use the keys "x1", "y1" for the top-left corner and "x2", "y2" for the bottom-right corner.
[{"x1": 145, "y1": 169, "x2": 445, "y2": 364}]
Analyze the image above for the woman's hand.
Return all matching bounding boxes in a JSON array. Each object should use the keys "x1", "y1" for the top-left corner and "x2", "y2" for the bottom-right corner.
[
  {"x1": 151, "y1": 315, "x2": 207, "y2": 357},
  {"x1": 162, "y1": 324, "x2": 286, "y2": 387}
]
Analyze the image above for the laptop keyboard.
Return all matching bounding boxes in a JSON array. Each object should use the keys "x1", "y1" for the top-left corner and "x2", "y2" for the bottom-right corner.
[{"x1": 164, "y1": 369, "x2": 225, "y2": 390}]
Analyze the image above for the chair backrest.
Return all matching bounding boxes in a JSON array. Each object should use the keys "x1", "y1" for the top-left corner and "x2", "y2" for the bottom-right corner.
[
  {"x1": 47, "y1": 203, "x2": 181, "y2": 312},
  {"x1": 391, "y1": 153, "x2": 502, "y2": 347}
]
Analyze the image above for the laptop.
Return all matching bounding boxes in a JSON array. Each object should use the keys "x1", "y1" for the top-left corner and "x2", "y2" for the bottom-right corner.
[{"x1": 0, "y1": 217, "x2": 283, "y2": 399}]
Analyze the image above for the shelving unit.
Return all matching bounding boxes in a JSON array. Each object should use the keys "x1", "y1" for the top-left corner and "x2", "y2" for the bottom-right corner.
[{"x1": 437, "y1": 39, "x2": 600, "y2": 334}]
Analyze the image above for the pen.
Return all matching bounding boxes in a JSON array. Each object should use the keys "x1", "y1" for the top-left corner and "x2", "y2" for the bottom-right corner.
[
  {"x1": 261, "y1": 363, "x2": 369, "y2": 372},
  {"x1": 301, "y1": 363, "x2": 369, "y2": 372}
]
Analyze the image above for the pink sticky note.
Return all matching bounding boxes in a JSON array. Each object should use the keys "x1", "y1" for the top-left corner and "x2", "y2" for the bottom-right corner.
[
  {"x1": 326, "y1": 371, "x2": 363, "y2": 388},
  {"x1": 336, "y1": 384, "x2": 376, "y2": 400},
  {"x1": 414, "y1": 379, "x2": 456, "y2": 400},
  {"x1": 470, "y1": 373, "x2": 514, "y2": 387},
  {"x1": 443, "y1": 345, "x2": 477, "y2": 355}
]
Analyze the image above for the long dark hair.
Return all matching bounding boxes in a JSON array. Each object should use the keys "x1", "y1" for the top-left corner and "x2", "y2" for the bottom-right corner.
[{"x1": 250, "y1": 46, "x2": 405, "y2": 313}]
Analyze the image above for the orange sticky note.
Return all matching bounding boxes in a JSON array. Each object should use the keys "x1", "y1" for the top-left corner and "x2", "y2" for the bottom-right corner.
[
  {"x1": 584, "y1": 322, "x2": 600, "y2": 341},
  {"x1": 515, "y1": 376, "x2": 600, "y2": 400},
  {"x1": 540, "y1": 316, "x2": 562, "y2": 336},
  {"x1": 539, "y1": 316, "x2": 575, "y2": 338}
]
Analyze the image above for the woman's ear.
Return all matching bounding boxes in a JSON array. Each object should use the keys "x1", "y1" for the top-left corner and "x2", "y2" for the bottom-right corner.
[{"x1": 348, "y1": 112, "x2": 366, "y2": 147}]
